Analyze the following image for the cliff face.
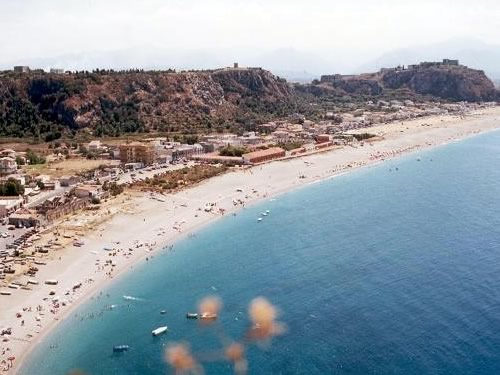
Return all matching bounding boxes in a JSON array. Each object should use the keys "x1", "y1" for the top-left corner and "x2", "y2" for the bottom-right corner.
[
  {"x1": 381, "y1": 66, "x2": 497, "y2": 101},
  {"x1": 314, "y1": 65, "x2": 498, "y2": 102},
  {"x1": 0, "y1": 68, "x2": 296, "y2": 138}
]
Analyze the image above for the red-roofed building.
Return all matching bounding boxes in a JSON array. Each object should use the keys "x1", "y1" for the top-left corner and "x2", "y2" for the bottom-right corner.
[{"x1": 242, "y1": 147, "x2": 285, "y2": 164}]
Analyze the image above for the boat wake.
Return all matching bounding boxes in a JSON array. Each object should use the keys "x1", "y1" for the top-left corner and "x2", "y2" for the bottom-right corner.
[{"x1": 122, "y1": 295, "x2": 145, "y2": 302}]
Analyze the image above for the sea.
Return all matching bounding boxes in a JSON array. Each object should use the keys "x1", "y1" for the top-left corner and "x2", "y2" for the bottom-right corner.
[{"x1": 20, "y1": 130, "x2": 500, "y2": 375}]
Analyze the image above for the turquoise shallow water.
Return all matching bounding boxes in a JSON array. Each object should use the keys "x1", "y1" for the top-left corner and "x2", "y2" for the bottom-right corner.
[{"x1": 21, "y1": 130, "x2": 500, "y2": 375}]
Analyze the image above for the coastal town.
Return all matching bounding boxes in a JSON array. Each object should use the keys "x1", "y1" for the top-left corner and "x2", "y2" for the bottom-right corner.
[
  {"x1": 0, "y1": 99, "x2": 497, "y2": 278},
  {"x1": 0, "y1": 96, "x2": 499, "y2": 371}
]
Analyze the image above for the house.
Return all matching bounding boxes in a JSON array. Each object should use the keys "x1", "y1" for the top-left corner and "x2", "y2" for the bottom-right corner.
[
  {"x1": 59, "y1": 175, "x2": 81, "y2": 187},
  {"x1": 50, "y1": 68, "x2": 65, "y2": 74},
  {"x1": 43, "y1": 180, "x2": 60, "y2": 190},
  {"x1": 242, "y1": 147, "x2": 285, "y2": 164},
  {"x1": 171, "y1": 144, "x2": 204, "y2": 161},
  {"x1": 88, "y1": 140, "x2": 105, "y2": 153},
  {"x1": 119, "y1": 142, "x2": 155, "y2": 165},
  {"x1": 0, "y1": 157, "x2": 17, "y2": 175},
  {"x1": 8, "y1": 208, "x2": 39, "y2": 227},
  {"x1": 73, "y1": 185, "x2": 103, "y2": 199},
  {"x1": 315, "y1": 134, "x2": 331, "y2": 143},
  {"x1": 0, "y1": 149, "x2": 17, "y2": 158},
  {"x1": 272, "y1": 130, "x2": 291, "y2": 142}
]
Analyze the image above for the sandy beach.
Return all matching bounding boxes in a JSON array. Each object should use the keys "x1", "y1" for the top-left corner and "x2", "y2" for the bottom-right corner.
[{"x1": 2, "y1": 106, "x2": 500, "y2": 374}]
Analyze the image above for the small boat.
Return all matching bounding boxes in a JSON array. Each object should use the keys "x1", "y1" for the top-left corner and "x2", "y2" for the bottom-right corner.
[
  {"x1": 45, "y1": 279, "x2": 58, "y2": 285},
  {"x1": 200, "y1": 312, "x2": 217, "y2": 320},
  {"x1": 27, "y1": 279, "x2": 39, "y2": 285},
  {"x1": 113, "y1": 345, "x2": 129, "y2": 352},
  {"x1": 0, "y1": 290, "x2": 12, "y2": 296},
  {"x1": 186, "y1": 313, "x2": 198, "y2": 319},
  {"x1": 257, "y1": 218, "x2": 262, "y2": 222},
  {"x1": 7, "y1": 284, "x2": 20, "y2": 289},
  {"x1": 262, "y1": 212, "x2": 268, "y2": 216},
  {"x1": 152, "y1": 326, "x2": 168, "y2": 336},
  {"x1": 103, "y1": 247, "x2": 113, "y2": 251},
  {"x1": 73, "y1": 241, "x2": 84, "y2": 247},
  {"x1": 266, "y1": 210, "x2": 270, "y2": 214},
  {"x1": 160, "y1": 310, "x2": 167, "y2": 315}
]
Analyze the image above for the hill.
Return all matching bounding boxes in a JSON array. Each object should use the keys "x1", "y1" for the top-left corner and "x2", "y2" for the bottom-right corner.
[
  {"x1": 0, "y1": 68, "x2": 297, "y2": 140},
  {"x1": 306, "y1": 61, "x2": 498, "y2": 103},
  {"x1": 0, "y1": 62, "x2": 498, "y2": 141}
]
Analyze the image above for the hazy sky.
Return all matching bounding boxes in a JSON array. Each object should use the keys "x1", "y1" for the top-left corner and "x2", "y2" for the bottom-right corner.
[{"x1": 1, "y1": 0, "x2": 499, "y2": 72}]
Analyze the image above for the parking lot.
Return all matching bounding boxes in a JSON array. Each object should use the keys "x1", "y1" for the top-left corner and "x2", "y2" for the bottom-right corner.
[{"x1": 0, "y1": 225, "x2": 32, "y2": 256}]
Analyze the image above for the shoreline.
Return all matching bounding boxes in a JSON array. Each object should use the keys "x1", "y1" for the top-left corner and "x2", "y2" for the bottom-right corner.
[{"x1": 3, "y1": 106, "x2": 500, "y2": 374}]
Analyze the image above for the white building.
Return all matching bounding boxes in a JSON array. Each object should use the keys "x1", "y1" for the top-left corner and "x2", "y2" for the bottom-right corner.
[
  {"x1": 0, "y1": 157, "x2": 17, "y2": 175},
  {"x1": 0, "y1": 196, "x2": 23, "y2": 218}
]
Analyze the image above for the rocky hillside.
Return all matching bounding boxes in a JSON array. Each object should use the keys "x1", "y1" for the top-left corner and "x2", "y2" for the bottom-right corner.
[
  {"x1": 0, "y1": 63, "x2": 497, "y2": 140},
  {"x1": 310, "y1": 63, "x2": 498, "y2": 102},
  {"x1": 0, "y1": 68, "x2": 296, "y2": 139},
  {"x1": 381, "y1": 66, "x2": 497, "y2": 101}
]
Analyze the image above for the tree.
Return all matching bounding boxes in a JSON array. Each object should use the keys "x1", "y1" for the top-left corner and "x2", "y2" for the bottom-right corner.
[
  {"x1": 15, "y1": 156, "x2": 25, "y2": 166},
  {"x1": 219, "y1": 145, "x2": 248, "y2": 157},
  {"x1": 0, "y1": 178, "x2": 24, "y2": 196},
  {"x1": 26, "y1": 149, "x2": 46, "y2": 165}
]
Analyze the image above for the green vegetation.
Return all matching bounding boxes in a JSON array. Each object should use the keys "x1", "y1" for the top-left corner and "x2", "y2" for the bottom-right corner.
[
  {"x1": 103, "y1": 181, "x2": 124, "y2": 196},
  {"x1": 219, "y1": 145, "x2": 248, "y2": 157},
  {"x1": 173, "y1": 134, "x2": 199, "y2": 145},
  {"x1": 0, "y1": 178, "x2": 24, "y2": 196},
  {"x1": 26, "y1": 149, "x2": 46, "y2": 164},
  {"x1": 352, "y1": 133, "x2": 376, "y2": 141},
  {"x1": 276, "y1": 141, "x2": 304, "y2": 151},
  {"x1": 134, "y1": 165, "x2": 227, "y2": 192},
  {"x1": 15, "y1": 156, "x2": 25, "y2": 166}
]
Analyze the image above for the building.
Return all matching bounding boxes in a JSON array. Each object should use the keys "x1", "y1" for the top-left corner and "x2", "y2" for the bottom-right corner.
[
  {"x1": 242, "y1": 147, "x2": 285, "y2": 164},
  {"x1": 315, "y1": 134, "x2": 331, "y2": 143},
  {"x1": 73, "y1": 185, "x2": 103, "y2": 199},
  {"x1": 50, "y1": 68, "x2": 65, "y2": 74},
  {"x1": 0, "y1": 157, "x2": 17, "y2": 175},
  {"x1": 0, "y1": 196, "x2": 23, "y2": 218},
  {"x1": 88, "y1": 140, "x2": 104, "y2": 152},
  {"x1": 119, "y1": 142, "x2": 155, "y2": 166},
  {"x1": 0, "y1": 149, "x2": 17, "y2": 158},
  {"x1": 234, "y1": 62, "x2": 239, "y2": 69},
  {"x1": 191, "y1": 154, "x2": 244, "y2": 166},
  {"x1": 59, "y1": 175, "x2": 81, "y2": 187},
  {"x1": 13, "y1": 66, "x2": 30, "y2": 73},
  {"x1": 36, "y1": 195, "x2": 88, "y2": 221},
  {"x1": 43, "y1": 180, "x2": 60, "y2": 190},
  {"x1": 8, "y1": 208, "x2": 39, "y2": 227},
  {"x1": 171, "y1": 144, "x2": 204, "y2": 161},
  {"x1": 442, "y1": 59, "x2": 459, "y2": 66}
]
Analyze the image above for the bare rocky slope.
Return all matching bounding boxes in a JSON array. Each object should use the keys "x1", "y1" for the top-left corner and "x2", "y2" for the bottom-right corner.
[
  {"x1": 306, "y1": 64, "x2": 498, "y2": 102},
  {"x1": 0, "y1": 68, "x2": 297, "y2": 139},
  {"x1": 0, "y1": 64, "x2": 498, "y2": 140}
]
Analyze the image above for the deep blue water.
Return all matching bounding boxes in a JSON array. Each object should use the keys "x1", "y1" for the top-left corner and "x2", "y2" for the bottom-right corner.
[{"x1": 21, "y1": 130, "x2": 500, "y2": 375}]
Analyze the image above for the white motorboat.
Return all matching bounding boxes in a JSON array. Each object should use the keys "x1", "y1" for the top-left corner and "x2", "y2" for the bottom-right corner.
[{"x1": 152, "y1": 326, "x2": 168, "y2": 336}]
